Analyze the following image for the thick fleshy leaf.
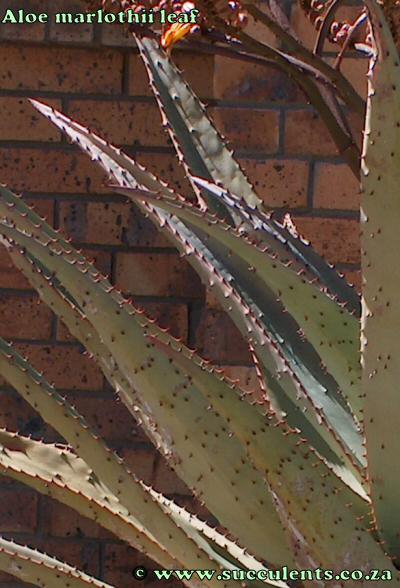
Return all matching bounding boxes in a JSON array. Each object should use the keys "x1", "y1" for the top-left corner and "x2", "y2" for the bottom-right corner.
[
  {"x1": 0, "y1": 536, "x2": 114, "y2": 588},
  {"x1": 0, "y1": 336, "x2": 244, "y2": 588},
  {"x1": 0, "y1": 431, "x2": 280, "y2": 588},
  {"x1": 135, "y1": 36, "x2": 262, "y2": 212},
  {"x1": 0, "y1": 218, "x2": 293, "y2": 569},
  {"x1": 113, "y1": 186, "x2": 365, "y2": 474},
  {"x1": 137, "y1": 334, "x2": 398, "y2": 578},
  {"x1": 26, "y1": 103, "x2": 363, "y2": 481},
  {"x1": 361, "y1": 0, "x2": 400, "y2": 564},
  {"x1": 0, "y1": 430, "x2": 178, "y2": 572}
]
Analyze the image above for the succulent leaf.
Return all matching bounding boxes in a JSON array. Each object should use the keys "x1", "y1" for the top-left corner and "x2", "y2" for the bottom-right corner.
[
  {"x1": 0, "y1": 429, "x2": 178, "y2": 572},
  {"x1": 361, "y1": 0, "x2": 400, "y2": 564},
  {"x1": 0, "y1": 430, "x2": 278, "y2": 588},
  {"x1": 0, "y1": 217, "x2": 293, "y2": 569},
  {"x1": 135, "y1": 36, "x2": 262, "y2": 213},
  {"x1": 26, "y1": 104, "x2": 363, "y2": 480},
  {"x1": 139, "y1": 333, "x2": 399, "y2": 579},
  {"x1": 113, "y1": 185, "x2": 365, "y2": 473},
  {"x1": 0, "y1": 535, "x2": 115, "y2": 588},
  {"x1": 0, "y1": 336, "x2": 243, "y2": 587}
]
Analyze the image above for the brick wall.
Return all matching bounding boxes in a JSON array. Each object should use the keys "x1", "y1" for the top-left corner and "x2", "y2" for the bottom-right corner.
[{"x1": 0, "y1": 0, "x2": 363, "y2": 585}]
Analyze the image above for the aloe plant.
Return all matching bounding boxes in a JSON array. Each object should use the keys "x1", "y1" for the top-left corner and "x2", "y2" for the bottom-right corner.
[{"x1": 0, "y1": 1, "x2": 399, "y2": 586}]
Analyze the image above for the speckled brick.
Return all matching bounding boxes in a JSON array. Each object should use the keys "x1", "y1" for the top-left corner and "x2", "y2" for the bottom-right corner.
[
  {"x1": 313, "y1": 163, "x2": 360, "y2": 210},
  {"x1": 59, "y1": 201, "x2": 170, "y2": 247},
  {"x1": 0, "y1": 294, "x2": 53, "y2": 340},
  {"x1": 115, "y1": 253, "x2": 203, "y2": 298},
  {"x1": 211, "y1": 107, "x2": 280, "y2": 153},
  {"x1": 284, "y1": 110, "x2": 337, "y2": 157},
  {"x1": 72, "y1": 396, "x2": 142, "y2": 442},
  {"x1": 0, "y1": 148, "x2": 108, "y2": 194},
  {"x1": 117, "y1": 447, "x2": 156, "y2": 485},
  {"x1": 0, "y1": 392, "x2": 52, "y2": 439},
  {"x1": 195, "y1": 309, "x2": 252, "y2": 364},
  {"x1": 343, "y1": 269, "x2": 361, "y2": 293},
  {"x1": 103, "y1": 544, "x2": 159, "y2": 588},
  {"x1": 214, "y1": 57, "x2": 303, "y2": 103},
  {"x1": 14, "y1": 344, "x2": 104, "y2": 391},
  {"x1": 0, "y1": 490, "x2": 38, "y2": 533},
  {"x1": 0, "y1": 97, "x2": 61, "y2": 141},
  {"x1": 135, "y1": 152, "x2": 193, "y2": 195},
  {"x1": 129, "y1": 51, "x2": 214, "y2": 98},
  {"x1": 27, "y1": 538, "x2": 100, "y2": 577},
  {"x1": 0, "y1": 44, "x2": 123, "y2": 93},
  {"x1": 48, "y1": 0, "x2": 93, "y2": 43},
  {"x1": 241, "y1": 158, "x2": 309, "y2": 208},
  {"x1": 152, "y1": 456, "x2": 191, "y2": 496},
  {"x1": 0, "y1": 0, "x2": 46, "y2": 41},
  {"x1": 67, "y1": 100, "x2": 168, "y2": 147},
  {"x1": 42, "y1": 499, "x2": 107, "y2": 539},
  {"x1": 293, "y1": 217, "x2": 360, "y2": 265},
  {"x1": 139, "y1": 302, "x2": 188, "y2": 341}
]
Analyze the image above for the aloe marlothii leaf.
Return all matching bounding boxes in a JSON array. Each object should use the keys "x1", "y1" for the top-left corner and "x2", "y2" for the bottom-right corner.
[
  {"x1": 135, "y1": 36, "x2": 262, "y2": 213},
  {"x1": 113, "y1": 186, "x2": 364, "y2": 471},
  {"x1": 191, "y1": 176, "x2": 361, "y2": 316},
  {"x1": 361, "y1": 0, "x2": 400, "y2": 564},
  {"x1": 0, "y1": 429, "x2": 178, "y2": 572},
  {"x1": 5, "y1": 246, "x2": 293, "y2": 579},
  {"x1": 0, "y1": 536, "x2": 115, "y2": 588},
  {"x1": 0, "y1": 338, "x2": 249, "y2": 588},
  {"x1": 141, "y1": 336, "x2": 399, "y2": 579},
  {"x1": 0, "y1": 431, "x2": 280, "y2": 588},
  {"x1": 26, "y1": 104, "x2": 363, "y2": 480},
  {"x1": 2, "y1": 227, "x2": 394, "y2": 580},
  {"x1": 0, "y1": 221, "x2": 293, "y2": 569}
]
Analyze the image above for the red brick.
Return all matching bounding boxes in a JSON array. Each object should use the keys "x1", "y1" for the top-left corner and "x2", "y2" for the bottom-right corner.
[
  {"x1": 241, "y1": 159, "x2": 309, "y2": 208},
  {"x1": 153, "y1": 456, "x2": 191, "y2": 496},
  {"x1": 135, "y1": 152, "x2": 193, "y2": 196},
  {"x1": 195, "y1": 309, "x2": 252, "y2": 364},
  {"x1": 339, "y1": 57, "x2": 369, "y2": 99},
  {"x1": 0, "y1": 392, "x2": 52, "y2": 439},
  {"x1": 0, "y1": 294, "x2": 52, "y2": 340},
  {"x1": 0, "y1": 0, "x2": 46, "y2": 41},
  {"x1": 284, "y1": 110, "x2": 337, "y2": 156},
  {"x1": 115, "y1": 253, "x2": 203, "y2": 298},
  {"x1": 0, "y1": 199, "x2": 54, "y2": 290},
  {"x1": 0, "y1": 97, "x2": 61, "y2": 141},
  {"x1": 0, "y1": 249, "x2": 30, "y2": 290},
  {"x1": 0, "y1": 489, "x2": 38, "y2": 533},
  {"x1": 48, "y1": 0, "x2": 93, "y2": 43},
  {"x1": 129, "y1": 51, "x2": 214, "y2": 98},
  {"x1": 214, "y1": 57, "x2": 302, "y2": 103},
  {"x1": 211, "y1": 107, "x2": 279, "y2": 153},
  {"x1": 313, "y1": 163, "x2": 360, "y2": 210},
  {"x1": 343, "y1": 269, "x2": 361, "y2": 293},
  {"x1": 42, "y1": 499, "x2": 107, "y2": 539},
  {"x1": 0, "y1": 44, "x2": 123, "y2": 93},
  {"x1": 101, "y1": 21, "x2": 136, "y2": 46},
  {"x1": 139, "y1": 302, "x2": 188, "y2": 341},
  {"x1": 0, "y1": 148, "x2": 107, "y2": 194},
  {"x1": 72, "y1": 396, "x2": 140, "y2": 442},
  {"x1": 291, "y1": 4, "x2": 363, "y2": 51},
  {"x1": 15, "y1": 344, "x2": 104, "y2": 391},
  {"x1": 293, "y1": 217, "x2": 360, "y2": 265},
  {"x1": 103, "y1": 543, "x2": 157, "y2": 587},
  {"x1": 67, "y1": 100, "x2": 168, "y2": 147},
  {"x1": 27, "y1": 538, "x2": 99, "y2": 577},
  {"x1": 117, "y1": 447, "x2": 156, "y2": 485},
  {"x1": 59, "y1": 201, "x2": 169, "y2": 247}
]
